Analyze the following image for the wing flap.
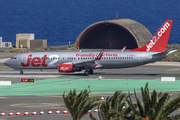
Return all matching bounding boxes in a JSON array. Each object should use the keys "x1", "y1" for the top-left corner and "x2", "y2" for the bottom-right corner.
[{"x1": 73, "y1": 60, "x2": 94, "y2": 67}]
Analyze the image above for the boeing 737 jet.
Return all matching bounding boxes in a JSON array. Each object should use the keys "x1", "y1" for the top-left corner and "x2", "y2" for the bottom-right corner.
[{"x1": 4, "y1": 20, "x2": 177, "y2": 75}]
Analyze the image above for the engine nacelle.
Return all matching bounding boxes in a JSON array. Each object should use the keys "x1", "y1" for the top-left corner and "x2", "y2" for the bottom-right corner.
[
  {"x1": 58, "y1": 64, "x2": 82, "y2": 73},
  {"x1": 58, "y1": 64, "x2": 74, "y2": 72}
]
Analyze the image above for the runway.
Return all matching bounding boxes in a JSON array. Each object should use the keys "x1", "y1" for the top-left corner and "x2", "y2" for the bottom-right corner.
[
  {"x1": 0, "y1": 62, "x2": 180, "y2": 82},
  {"x1": 0, "y1": 60, "x2": 180, "y2": 119}
]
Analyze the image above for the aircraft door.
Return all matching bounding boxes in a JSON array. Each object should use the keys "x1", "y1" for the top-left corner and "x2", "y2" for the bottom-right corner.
[
  {"x1": 138, "y1": 54, "x2": 143, "y2": 62},
  {"x1": 73, "y1": 56, "x2": 77, "y2": 62},
  {"x1": 22, "y1": 54, "x2": 27, "y2": 63}
]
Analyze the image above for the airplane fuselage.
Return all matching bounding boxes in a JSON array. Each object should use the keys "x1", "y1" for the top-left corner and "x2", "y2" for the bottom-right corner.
[
  {"x1": 4, "y1": 20, "x2": 175, "y2": 75},
  {"x1": 4, "y1": 51, "x2": 165, "y2": 70}
]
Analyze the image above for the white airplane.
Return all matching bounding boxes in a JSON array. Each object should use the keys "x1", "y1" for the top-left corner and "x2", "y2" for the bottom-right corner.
[{"x1": 4, "y1": 20, "x2": 177, "y2": 75}]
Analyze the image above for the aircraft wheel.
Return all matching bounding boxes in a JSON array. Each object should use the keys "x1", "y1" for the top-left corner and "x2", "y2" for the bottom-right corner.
[
  {"x1": 89, "y1": 69, "x2": 94, "y2": 74},
  {"x1": 20, "y1": 71, "x2": 23, "y2": 74},
  {"x1": 84, "y1": 70, "x2": 89, "y2": 75}
]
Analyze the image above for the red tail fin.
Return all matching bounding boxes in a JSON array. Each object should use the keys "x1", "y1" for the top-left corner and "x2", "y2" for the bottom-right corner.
[{"x1": 130, "y1": 20, "x2": 173, "y2": 52}]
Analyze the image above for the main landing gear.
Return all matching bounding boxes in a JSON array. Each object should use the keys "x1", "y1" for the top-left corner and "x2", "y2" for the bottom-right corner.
[{"x1": 84, "y1": 69, "x2": 94, "y2": 75}]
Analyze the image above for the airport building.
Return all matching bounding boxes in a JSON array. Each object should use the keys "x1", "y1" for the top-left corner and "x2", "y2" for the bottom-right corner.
[
  {"x1": 0, "y1": 37, "x2": 12, "y2": 48},
  {"x1": 75, "y1": 18, "x2": 152, "y2": 49},
  {"x1": 16, "y1": 33, "x2": 47, "y2": 49}
]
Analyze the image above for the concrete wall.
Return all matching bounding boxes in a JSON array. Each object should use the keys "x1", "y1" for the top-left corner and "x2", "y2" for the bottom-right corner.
[
  {"x1": 19, "y1": 40, "x2": 28, "y2": 48},
  {"x1": 0, "y1": 37, "x2": 12, "y2": 47},
  {"x1": 0, "y1": 37, "x2": 2, "y2": 47},
  {"x1": 1, "y1": 42, "x2": 5, "y2": 47},
  {"x1": 8, "y1": 42, "x2": 12, "y2": 47},
  {"x1": 16, "y1": 34, "x2": 34, "y2": 48},
  {"x1": 30, "y1": 39, "x2": 47, "y2": 48}
]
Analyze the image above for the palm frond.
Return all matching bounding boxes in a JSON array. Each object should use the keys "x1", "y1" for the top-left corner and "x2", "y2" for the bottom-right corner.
[
  {"x1": 134, "y1": 88, "x2": 145, "y2": 117},
  {"x1": 160, "y1": 96, "x2": 180, "y2": 119},
  {"x1": 89, "y1": 113, "x2": 97, "y2": 120}
]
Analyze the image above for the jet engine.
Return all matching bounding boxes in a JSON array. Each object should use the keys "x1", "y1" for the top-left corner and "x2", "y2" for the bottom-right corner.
[{"x1": 58, "y1": 64, "x2": 81, "y2": 72}]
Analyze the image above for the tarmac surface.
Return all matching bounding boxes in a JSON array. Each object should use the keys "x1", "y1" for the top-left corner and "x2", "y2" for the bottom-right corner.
[{"x1": 0, "y1": 53, "x2": 180, "y2": 120}]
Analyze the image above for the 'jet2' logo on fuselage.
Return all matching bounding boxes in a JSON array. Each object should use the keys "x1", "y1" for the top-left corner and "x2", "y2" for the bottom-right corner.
[
  {"x1": 146, "y1": 22, "x2": 170, "y2": 51},
  {"x1": 21, "y1": 54, "x2": 48, "y2": 67}
]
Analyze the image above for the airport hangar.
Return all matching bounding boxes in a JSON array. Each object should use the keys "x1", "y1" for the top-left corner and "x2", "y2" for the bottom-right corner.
[{"x1": 75, "y1": 18, "x2": 152, "y2": 49}]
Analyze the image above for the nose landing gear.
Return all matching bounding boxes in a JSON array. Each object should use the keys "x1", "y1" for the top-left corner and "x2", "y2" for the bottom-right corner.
[{"x1": 20, "y1": 70, "x2": 23, "y2": 74}]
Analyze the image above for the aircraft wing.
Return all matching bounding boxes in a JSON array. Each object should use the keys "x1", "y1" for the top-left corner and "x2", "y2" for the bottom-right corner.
[
  {"x1": 60, "y1": 49, "x2": 104, "y2": 69},
  {"x1": 73, "y1": 60, "x2": 97, "y2": 68}
]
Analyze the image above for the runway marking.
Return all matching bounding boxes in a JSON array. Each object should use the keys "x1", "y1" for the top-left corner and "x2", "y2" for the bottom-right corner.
[
  {"x1": 11, "y1": 103, "x2": 64, "y2": 108},
  {"x1": 0, "y1": 71, "x2": 58, "y2": 73},
  {"x1": 0, "y1": 58, "x2": 9, "y2": 63},
  {"x1": 0, "y1": 97, "x2": 6, "y2": 98},
  {"x1": 0, "y1": 75, "x2": 62, "y2": 77},
  {"x1": 36, "y1": 95, "x2": 62, "y2": 97},
  {"x1": 146, "y1": 62, "x2": 180, "y2": 66},
  {"x1": 166, "y1": 69, "x2": 179, "y2": 71}
]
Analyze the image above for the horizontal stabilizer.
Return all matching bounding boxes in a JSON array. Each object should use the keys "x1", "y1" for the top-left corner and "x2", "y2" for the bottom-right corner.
[
  {"x1": 166, "y1": 50, "x2": 177, "y2": 57},
  {"x1": 153, "y1": 50, "x2": 177, "y2": 57}
]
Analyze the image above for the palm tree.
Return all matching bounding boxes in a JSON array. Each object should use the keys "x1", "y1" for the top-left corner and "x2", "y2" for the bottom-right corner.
[
  {"x1": 126, "y1": 82, "x2": 180, "y2": 120},
  {"x1": 171, "y1": 114, "x2": 180, "y2": 120},
  {"x1": 89, "y1": 91, "x2": 131, "y2": 120},
  {"x1": 63, "y1": 89, "x2": 104, "y2": 120}
]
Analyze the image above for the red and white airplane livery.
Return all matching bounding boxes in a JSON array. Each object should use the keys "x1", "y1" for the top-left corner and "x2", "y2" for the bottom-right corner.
[{"x1": 4, "y1": 20, "x2": 177, "y2": 75}]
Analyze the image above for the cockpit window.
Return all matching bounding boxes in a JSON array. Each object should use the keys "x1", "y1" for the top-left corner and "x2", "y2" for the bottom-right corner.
[{"x1": 11, "y1": 57, "x2": 17, "y2": 60}]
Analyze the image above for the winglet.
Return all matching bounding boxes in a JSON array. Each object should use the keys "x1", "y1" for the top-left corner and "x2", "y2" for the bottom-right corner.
[
  {"x1": 95, "y1": 49, "x2": 104, "y2": 60},
  {"x1": 121, "y1": 46, "x2": 126, "y2": 52}
]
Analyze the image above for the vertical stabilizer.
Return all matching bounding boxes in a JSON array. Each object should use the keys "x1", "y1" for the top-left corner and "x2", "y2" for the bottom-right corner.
[{"x1": 130, "y1": 20, "x2": 173, "y2": 52}]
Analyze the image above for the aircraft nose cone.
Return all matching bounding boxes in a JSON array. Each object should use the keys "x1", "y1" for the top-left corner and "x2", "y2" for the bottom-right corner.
[{"x1": 4, "y1": 59, "x2": 9, "y2": 66}]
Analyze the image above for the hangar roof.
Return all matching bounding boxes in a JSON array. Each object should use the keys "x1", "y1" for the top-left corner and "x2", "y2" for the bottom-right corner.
[{"x1": 75, "y1": 18, "x2": 152, "y2": 49}]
